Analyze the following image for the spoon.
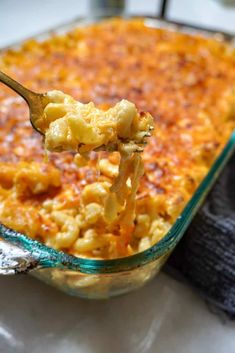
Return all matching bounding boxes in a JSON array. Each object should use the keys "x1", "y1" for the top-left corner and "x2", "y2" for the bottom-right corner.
[
  {"x1": 0, "y1": 70, "x2": 151, "y2": 152},
  {"x1": 0, "y1": 71, "x2": 123, "y2": 151},
  {"x1": 0, "y1": 70, "x2": 49, "y2": 134}
]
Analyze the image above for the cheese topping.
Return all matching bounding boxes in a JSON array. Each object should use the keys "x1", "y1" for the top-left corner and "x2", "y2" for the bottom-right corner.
[{"x1": 0, "y1": 19, "x2": 235, "y2": 259}]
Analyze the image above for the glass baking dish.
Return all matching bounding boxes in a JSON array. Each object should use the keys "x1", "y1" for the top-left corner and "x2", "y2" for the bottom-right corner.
[{"x1": 0, "y1": 16, "x2": 235, "y2": 299}]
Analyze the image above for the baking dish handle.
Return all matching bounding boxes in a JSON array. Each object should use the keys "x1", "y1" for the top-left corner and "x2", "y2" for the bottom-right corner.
[{"x1": 0, "y1": 238, "x2": 39, "y2": 275}]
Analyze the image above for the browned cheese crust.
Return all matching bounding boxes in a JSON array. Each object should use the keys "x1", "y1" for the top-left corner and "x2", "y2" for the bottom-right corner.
[{"x1": 0, "y1": 19, "x2": 235, "y2": 258}]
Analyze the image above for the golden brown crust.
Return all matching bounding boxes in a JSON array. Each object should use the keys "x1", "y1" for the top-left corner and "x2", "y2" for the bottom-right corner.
[{"x1": 0, "y1": 19, "x2": 235, "y2": 258}]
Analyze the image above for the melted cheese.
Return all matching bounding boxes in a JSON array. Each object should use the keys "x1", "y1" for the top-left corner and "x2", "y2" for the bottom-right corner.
[
  {"x1": 41, "y1": 90, "x2": 153, "y2": 244},
  {"x1": 43, "y1": 90, "x2": 153, "y2": 153}
]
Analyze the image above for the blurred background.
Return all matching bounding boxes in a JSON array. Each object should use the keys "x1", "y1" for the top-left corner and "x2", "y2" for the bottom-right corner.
[{"x1": 1, "y1": 0, "x2": 235, "y2": 47}]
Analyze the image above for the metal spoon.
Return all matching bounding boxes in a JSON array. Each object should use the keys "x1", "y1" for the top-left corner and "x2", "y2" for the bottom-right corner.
[
  {"x1": 0, "y1": 71, "x2": 123, "y2": 148},
  {"x1": 0, "y1": 70, "x2": 151, "y2": 151},
  {"x1": 0, "y1": 70, "x2": 49, "y2": 134}
]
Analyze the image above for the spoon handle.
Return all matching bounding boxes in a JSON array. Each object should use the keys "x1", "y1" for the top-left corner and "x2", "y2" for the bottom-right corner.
[{"x1": 0, "y1": 70, "x2": 35, "y2": 105}]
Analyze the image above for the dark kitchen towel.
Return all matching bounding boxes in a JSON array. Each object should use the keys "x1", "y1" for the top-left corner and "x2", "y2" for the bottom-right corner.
[{"x1": 165, "y1": 153, "x2": 235, "y2": 319}]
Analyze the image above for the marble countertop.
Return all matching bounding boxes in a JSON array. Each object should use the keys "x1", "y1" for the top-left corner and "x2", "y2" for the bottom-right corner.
[
  {"x1": 0, "y1": 273, "x2": 235, "y2": 353},
  {"x1": 0, "y1": 1, "x2": 235, "y2": 352}
]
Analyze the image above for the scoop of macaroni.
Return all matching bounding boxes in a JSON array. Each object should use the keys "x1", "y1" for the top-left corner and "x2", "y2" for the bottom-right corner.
[
  {"x1": 43, "y1": 90, "x2": 153, "y2": 154},
  {"x1": 40, "y1": 90, "x2": 154, "y2": 253}
]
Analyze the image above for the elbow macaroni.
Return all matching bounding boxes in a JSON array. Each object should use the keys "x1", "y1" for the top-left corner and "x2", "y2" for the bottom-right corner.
[
  {"x1": 42, "y1": 91, "x2": 153, "y2": 154},
  {"x1": 40, "y1": 91, "x2": 153, "y2": 251},
  {"x1": 0, "y1": 19, "x2": 235, "y2": 259}
]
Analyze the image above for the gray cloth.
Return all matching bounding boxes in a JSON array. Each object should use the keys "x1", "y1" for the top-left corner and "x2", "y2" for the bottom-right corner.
[{"x1": 165, "y1": 153, "x2": 235, "y2": 318}]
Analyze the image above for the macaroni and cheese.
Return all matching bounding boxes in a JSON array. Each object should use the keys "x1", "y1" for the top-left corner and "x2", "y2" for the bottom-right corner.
[
  {"x1": 41, "y1": 90, "x2": 153, "y2": 251},
  {"x1": 0, "y1": 19, "x2": 235, "y2": 259}
]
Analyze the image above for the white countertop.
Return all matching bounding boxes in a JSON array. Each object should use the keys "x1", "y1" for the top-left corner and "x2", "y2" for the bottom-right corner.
[
  {"x1": 0, "y1": 1, "x2": 235, "y2": 352},
  {"x1": 0, "y1": 273, "x2": 235, "y2": 353}
]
